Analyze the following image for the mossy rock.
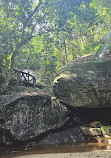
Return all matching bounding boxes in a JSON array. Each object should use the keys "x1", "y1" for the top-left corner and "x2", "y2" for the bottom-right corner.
[
  {"x1": 53, "y1": 60, "x2": 111, "y2": 108},
  {"x1": 80, "y1": 126, "x2": 102, "y2": 136},
  {"x1": 1, "y1": 95, "x2": 67, "y2": 141},
  {"x1": 101, "y1": 126, "x2": 111, "y2": 136}
]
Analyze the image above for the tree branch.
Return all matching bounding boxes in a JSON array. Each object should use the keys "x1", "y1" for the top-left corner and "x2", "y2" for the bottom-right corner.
[
  {"x1": 23, "y1": 0, "x2": 43, "y2": 33},
  {"x1": 9, "y1": 0, "x2": 43, "y2": 69}
]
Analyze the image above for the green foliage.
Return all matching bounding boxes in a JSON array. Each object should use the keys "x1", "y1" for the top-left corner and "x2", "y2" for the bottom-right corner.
[{"x1": 0, "y1": 0, "x2": 111, "y2": 85}]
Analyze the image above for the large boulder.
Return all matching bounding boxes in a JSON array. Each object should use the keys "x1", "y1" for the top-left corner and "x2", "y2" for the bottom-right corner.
[
  {"x1": 37, "y1": 126, "x2": 98, "y2": 146},
  {"x1": 0, "y1": 75, "x2": 4, "y2": 85},
  {"x1": 0, "y1": 75, "x2": 5, "y2": 94},
  {"x1": 53, "y1": 54, "x2": 111, "y2": 108},
  {"x1": 0, "y1": 95, "x2": 67, "y2": 144}
]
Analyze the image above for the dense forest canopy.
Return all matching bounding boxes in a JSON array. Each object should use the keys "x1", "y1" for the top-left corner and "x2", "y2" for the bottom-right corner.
[{"x1": 0, "y1": 0, "x2": 111, "y2": 84}]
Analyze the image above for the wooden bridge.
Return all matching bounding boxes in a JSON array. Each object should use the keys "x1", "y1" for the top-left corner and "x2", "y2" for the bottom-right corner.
[{"x1": 13, "y1": 69, "x2": 36, "y2": 87}]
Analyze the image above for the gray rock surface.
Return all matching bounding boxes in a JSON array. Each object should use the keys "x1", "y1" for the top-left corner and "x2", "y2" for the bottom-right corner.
[
  {"x1": 53, "y1": 59, "x2": 111, "y2": 108},
  {"x1": 37, "y1": 127, "x2": 97, "y2": 146},
  {"x1": 0, "y1": 95, "x2": 67, "y2": 143}
]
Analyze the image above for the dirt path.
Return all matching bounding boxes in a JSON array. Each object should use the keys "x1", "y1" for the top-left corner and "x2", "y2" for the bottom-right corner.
[{"x1": 14, "y1": 150, "x2": 111, "y2": 158}]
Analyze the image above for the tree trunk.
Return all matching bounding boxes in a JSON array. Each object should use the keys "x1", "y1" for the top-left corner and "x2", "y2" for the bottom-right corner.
[
  {"x1": 63, "y1": 39, "x2": 67, "y2": 64},
  {"x1": 9, "y1": 51, "x2": 16, "y2": 69}
]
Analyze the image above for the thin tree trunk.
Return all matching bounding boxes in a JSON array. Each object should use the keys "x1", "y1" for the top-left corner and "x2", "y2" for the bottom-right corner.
[
  {"x1": 64, "y1": 39, "x2": 67, "y2": 64},
  {"x1": 80, "y1": 37, "x2": 84, "y2": 50},
  {"x1": 9, "y1": 51, "x2": 16, "y2": 69},
  {"x1": 9, "y1": 0, "x2": 43, "y2": 70}
]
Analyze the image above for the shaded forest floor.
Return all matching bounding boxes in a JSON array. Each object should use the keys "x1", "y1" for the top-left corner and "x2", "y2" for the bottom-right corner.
[
  {"x1": 12, "y1": 150, "x2": 111, "y2": 158},
  {"x1": 1, "y1": 144, "x2": 111, "y2": 158}
]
